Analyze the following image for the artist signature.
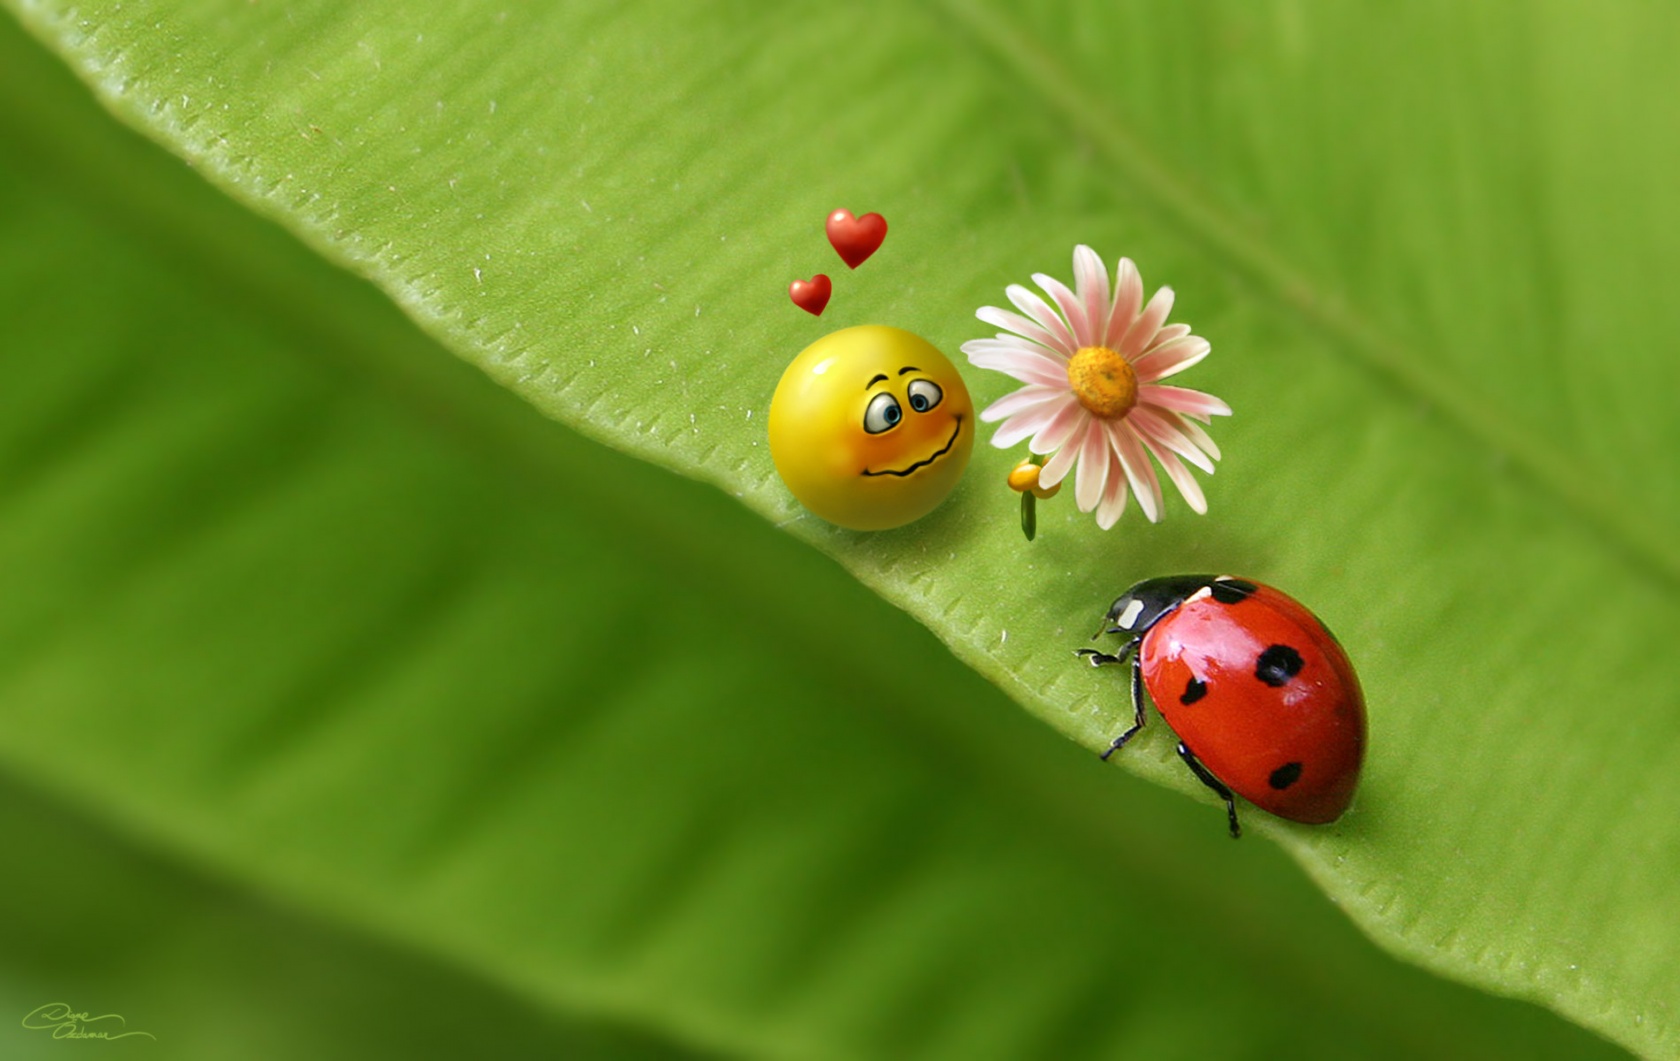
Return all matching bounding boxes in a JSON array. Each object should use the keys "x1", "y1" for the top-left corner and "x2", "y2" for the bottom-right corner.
[{"x1": 22, "y1": 1003, "x2": 155, "y2": 1041}]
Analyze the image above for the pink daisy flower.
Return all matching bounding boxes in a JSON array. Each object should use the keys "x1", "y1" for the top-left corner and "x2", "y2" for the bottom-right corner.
[{"x1": 962, "y1": 246, "x2": 1232, "y2": 529}]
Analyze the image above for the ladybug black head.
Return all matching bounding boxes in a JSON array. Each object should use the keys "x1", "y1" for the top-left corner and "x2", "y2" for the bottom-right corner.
[{"x1": 1100, "y1": 575, "x2": 1258, "y2": 639}]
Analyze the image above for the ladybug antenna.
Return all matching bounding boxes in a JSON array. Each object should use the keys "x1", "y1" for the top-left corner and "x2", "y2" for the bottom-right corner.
[{"x1": 1090, "y1": 616, "x2": 1112, "y2": 641}]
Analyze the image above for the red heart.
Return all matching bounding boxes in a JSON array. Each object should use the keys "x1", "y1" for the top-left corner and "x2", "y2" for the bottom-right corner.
[
  {"x1": 789, "y1": 274, "x2": 832, "y2": 316},
  {"x1": 826, "y1": 209, "x2": 888, "y2": 269}
]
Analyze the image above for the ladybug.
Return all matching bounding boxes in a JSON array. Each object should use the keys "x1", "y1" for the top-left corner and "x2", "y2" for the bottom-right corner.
[{"x1": 1077, "y1": 575, "x2": 1366, "y2": 838}]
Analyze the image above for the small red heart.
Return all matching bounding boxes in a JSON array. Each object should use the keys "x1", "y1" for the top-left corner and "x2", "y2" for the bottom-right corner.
[
  {"x1": 789, "y1": 274, "x2": 832, "y2": 316},
  {"x1": 826, "y1": 209, "x2": 888, "y2": 269}
]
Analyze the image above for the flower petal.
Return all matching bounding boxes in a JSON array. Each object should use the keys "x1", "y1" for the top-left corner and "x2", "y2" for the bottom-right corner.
[
  {"x1": 1074, "y1": 423, "x2": 1109, "y2": 511},
  {"x1": 962, "y1": 336, "x2": 1068, "y2": 364},
  {"x1": 978, "y1": 384, "x2": 1065, "y2": 422},
  {"x1": 976, "y1": 305, "x2": 1066, "y2": 355},
  {"x1": 1129, "y1": 406, "x2": 1215, "y2": 473},
  {"x1": 1073, "y1": 245, "x2": 1111, "y2": 347},
  {"x1": 1141, "y1": 433, "x2": 1208, "y2": 514},
  {"x1": 1120, "y1": 286, "x2": 1175, "y2": 359},
  {"x1": 1031, "y1": 272, "x2": 1090, "y2": 349},
  {"x1": 1132, "y1": 336, "x2": 1211, "y2": 383},
  {"x1": 965, "y1": 343, "x2": 1072, "y2": 388},
  {"x1": 989, "y1": 395, "x2": 1072, "y2": 448},
  {"x1": 1103, "y1": 258, "x2": 1144, "y2": 350},
  {"x1": 1028, "y1": 400, "x2": 1089, "y2": 456},
  {"x1": 1109, "y1": 420, "x2": 1163, "y2": 523},
  {"x1": 1006, "y1": 285, "x2": 1076, "y2": 353},
  {"x1": 1037, "y1": 420, "x2": 1087, "y2": 488},
  {"x1": 1171, "y1": 412, "x2": 1223, "y2": 462},
  {"x1": 1143, "y1": 323, "x2": 1192, "y2": 352},
  {"x1": 1095, "y1": 459, "x2": 1130, "y2": 529},
  {"x1": 1140, "y1": 384, "x2": 1232, "y2": 420}
]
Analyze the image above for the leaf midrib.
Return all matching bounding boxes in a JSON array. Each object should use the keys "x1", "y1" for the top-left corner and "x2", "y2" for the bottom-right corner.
[{"x1": 938, "y1": 0, "x2": 1680, "y2": 588}]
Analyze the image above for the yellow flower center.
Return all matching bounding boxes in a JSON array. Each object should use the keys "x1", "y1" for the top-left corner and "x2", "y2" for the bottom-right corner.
[{"x1": 1066, "y1": 346, "x2": 1138, "y2": 420}]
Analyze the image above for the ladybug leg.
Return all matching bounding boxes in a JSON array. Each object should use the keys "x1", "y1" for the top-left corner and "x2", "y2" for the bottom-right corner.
[
  {"x1": 1100, "y1": 651, "x2": 1150, "y2": 761},
  {"x1": 1176, "y1": 742, "x2": 1242, "y2": 839},
  {"x1": 1077, "y1": 640, "x2": 1148, "y2": 761},
  {"x1": 1074, "y1": 647, "x2": 1124, "y2": 667}
]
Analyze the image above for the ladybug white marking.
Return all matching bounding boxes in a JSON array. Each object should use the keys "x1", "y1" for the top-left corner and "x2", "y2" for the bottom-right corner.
[{"x1": 1116, "y1": 599, "x2": 1145, "y2": 629}]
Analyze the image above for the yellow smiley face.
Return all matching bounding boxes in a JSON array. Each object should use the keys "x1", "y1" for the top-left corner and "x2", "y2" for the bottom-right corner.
[{"x1": 768, "y1": 325, "x2": 974, "y2": 530}]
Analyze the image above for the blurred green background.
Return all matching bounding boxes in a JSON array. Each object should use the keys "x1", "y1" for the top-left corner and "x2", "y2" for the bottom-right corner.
[{"x1": 1, "y1": 2, "x2": 1676, "y2": 1058}]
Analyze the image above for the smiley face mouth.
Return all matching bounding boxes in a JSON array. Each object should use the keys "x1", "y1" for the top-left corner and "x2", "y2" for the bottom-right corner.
[{"x1": 861, "y1": 417, "x2": 963, "y2": 478}]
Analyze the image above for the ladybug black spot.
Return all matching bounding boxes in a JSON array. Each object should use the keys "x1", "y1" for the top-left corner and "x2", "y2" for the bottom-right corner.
[
  {"x1": 1209, "y1": 578, "x2": 1258, "y2": 605},
  {"x1": 1269, "y1": 762, "x2": 1303, "y2": 790},
  {"x1": 1255, "y1": 644, "x2": 1304, "y2": 687},
  {"x1": 1180, "y1": 677, "x2": 1208, "y2": 705}
]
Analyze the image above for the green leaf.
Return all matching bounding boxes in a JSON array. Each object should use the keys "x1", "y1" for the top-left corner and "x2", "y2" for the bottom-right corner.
[
  {"x1": 0, "y1": 774, "x2": 697, "y2": 1060},
  {"x1": 1, "y1": 0, "x2": 1674, "y2": 1058}
]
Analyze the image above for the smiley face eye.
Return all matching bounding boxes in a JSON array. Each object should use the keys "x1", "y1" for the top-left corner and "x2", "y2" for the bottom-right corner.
[
  {"x1": 863, "y1": 392, "x2": 903, "y2": 434},
  {"x1": 906, "y1": 379, "x2": 944, "y2": 413}
]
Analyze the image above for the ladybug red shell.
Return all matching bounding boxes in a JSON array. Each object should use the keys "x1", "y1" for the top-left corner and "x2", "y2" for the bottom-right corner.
[{"x1": 1078, "y1": 575, "x2": 1366, "y2": 837}]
